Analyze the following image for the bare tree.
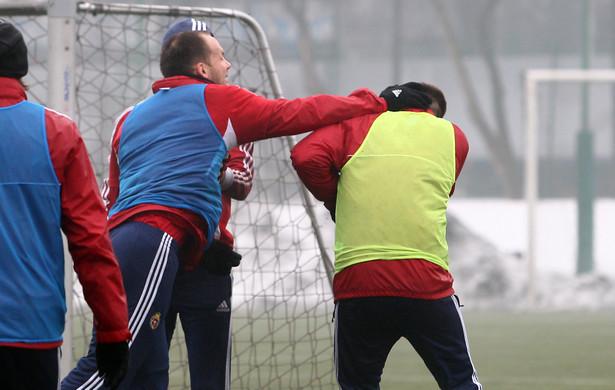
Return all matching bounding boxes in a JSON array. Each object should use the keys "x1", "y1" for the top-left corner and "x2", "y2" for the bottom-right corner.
[
  {"x1": 283, "y1": 0, "x2": 326, "y2": 95},
  {"x1": 432, "y1": 0, "x2": 522, "y2": 197},
  {"x1": 283, "y1": 0, "x2": 523, "y2": 197}
]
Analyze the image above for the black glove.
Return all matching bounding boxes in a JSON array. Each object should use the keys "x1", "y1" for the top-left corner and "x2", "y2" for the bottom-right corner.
[
  {"x1": 199, "y1": 240, "x2": 242, "y2": 276},
  {"x1": 96, "y1": 341, "x2": 129, "y2": 390},
  {"x1": 379, "y1": 82, "x2": 432, "y2": 111}
]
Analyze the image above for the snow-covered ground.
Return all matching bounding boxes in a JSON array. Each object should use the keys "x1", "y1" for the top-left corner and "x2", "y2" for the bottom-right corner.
[
  {"x1": 446, "y1": 198, "x2": 615, "y2": 311},
  {"x1": 448, "y1": 198, "x2": 615, "y2": 277}
]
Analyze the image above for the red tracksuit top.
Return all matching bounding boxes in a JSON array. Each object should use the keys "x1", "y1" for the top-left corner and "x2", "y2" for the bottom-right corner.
[
  {"x1": 0, "y1": 77, "x2": 130, "y2": 348},
  {"x1": 291, "y1": 110, "x2": 469, "y2": 301},
  {"x1": 216, "y1": 143, "x2": 254, "y2": 247}
]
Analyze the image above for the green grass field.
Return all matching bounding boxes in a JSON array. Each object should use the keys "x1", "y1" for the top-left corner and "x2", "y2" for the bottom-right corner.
[
  {"x1": 166, "y1": 310, "x2": 615, "y2": 389},
  {"x1": 381, "y1": 311, "x2": 615, "y2": 390}
]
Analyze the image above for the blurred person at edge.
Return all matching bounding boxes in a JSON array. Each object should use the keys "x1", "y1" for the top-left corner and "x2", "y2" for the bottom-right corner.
[
  {"x1": 0, "y1": 19, "x2": 130, "y2": 390},
  {"x1": 61, "y1": 15, "x2": 431, "y2": 390},
  {"x1": 291, "y1": 82, "x2": 482, "y2": 390}
]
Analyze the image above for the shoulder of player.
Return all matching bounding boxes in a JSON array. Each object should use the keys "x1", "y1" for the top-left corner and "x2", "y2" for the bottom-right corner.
[
  {"x1": 43, "y1": 107, "x2": 80, "y2": 142},
  {"x1": 44, "y1": 106, "x2": 77, "y2": 127},
  {"x1": 205, "y1": 83, "x2": 259, "y2": 102},
  {"x1": 111, "y1": 106, "x2": 134, "y2": 144},
  {"x1": 451, "y1": 123, "x2": 467, "y2": 141}
]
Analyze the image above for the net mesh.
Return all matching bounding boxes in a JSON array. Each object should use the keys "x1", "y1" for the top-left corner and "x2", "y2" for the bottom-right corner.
[{"x1": 2, "y1": 3, "x2": 336, "y2": 389}]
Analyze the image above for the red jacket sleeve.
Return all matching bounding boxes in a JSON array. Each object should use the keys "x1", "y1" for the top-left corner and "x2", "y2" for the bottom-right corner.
[
  {"x1": 220, "y1": 143, "x2": 254, "y2": 201},
  {"x1": 217, "y1": 143, "x2": 254, "y2": 246},
  {"x1": 46, "y1": 109, "x2": 131, "y2": 343},
  {"x1": 101, "y1": 108, "x2": 131, "y2": 212},
  {"x1": 451, "y1": 123, "x2": 469, "y2": 196},
  {"x1": 290, "y1": 124, "x2": 345, "y2": 212},
  {"x1": 290, "y1": 113, "x2": 381, "y2": 212},
  {"x1": 205, "y1": 85, "x2": 387, "y2": 147}
]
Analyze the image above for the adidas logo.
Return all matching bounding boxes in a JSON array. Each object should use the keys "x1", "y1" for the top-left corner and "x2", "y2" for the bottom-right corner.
[
  {"x1": 392, "y1": 89, "x2": 402, "y2": 97},
  {"x1": 216, "y1": 300, "x2": 230, "y2": 312}
]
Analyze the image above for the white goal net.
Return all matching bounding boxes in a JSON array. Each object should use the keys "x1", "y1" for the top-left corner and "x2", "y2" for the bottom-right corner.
[{"x1": 1, "y1": 2, "x2": 337, "y2": 389}]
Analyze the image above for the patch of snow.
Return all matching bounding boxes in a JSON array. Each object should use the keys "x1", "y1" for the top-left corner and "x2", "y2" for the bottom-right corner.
[{"x1": 447, "y1": 198, "x2": 615, "y2": 310}]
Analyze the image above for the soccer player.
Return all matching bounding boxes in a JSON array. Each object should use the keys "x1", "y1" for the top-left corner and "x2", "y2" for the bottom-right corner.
[
  {"x1": 0, "y1": 19, "x2": 131, "y2": 390},
  {"x1": 158, "y1": 19, "x2": 255, "y2": 390},
  {"x1": 61, "y1": 17, "x2": 428, "y2": 390},
  {"x1": 290, "y1": 82, "x2": 482, "y2": 390}
]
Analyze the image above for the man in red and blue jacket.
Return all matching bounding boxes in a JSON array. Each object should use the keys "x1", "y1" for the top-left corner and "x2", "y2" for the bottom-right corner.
[{"x1": 161, "y1": 19, "x2": 255, "y2": 390}]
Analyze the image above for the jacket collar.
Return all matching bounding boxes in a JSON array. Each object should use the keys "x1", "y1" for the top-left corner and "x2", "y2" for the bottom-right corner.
[
  {"x1": 0, "y1": 77, "x2": 27, "y2": 107},
  {"x1": 152, "y1": 75, "x2": 211, "y2": 94}
]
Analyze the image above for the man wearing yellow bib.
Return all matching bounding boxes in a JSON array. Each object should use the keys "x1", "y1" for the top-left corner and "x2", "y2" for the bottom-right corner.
[{"x1": 291, "y1": 82, "x2": 481, "y2": 390}]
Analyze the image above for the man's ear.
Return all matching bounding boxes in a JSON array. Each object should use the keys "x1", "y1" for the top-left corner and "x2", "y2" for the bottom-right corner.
[
  {"x1": 430, "y1": 101, "x2": 443, "y2": 118},
  {"x1": 195, "y1": 62, "x2": 208, "y2": 78}
]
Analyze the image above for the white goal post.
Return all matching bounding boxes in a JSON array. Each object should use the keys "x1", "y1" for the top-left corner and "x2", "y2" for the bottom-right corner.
[
  {"x1": 1, "y1": 2, "x2": 337, "y2": 389},
  {"x1": 524, "y1": 68, "x2": 615, "y2": 307}
]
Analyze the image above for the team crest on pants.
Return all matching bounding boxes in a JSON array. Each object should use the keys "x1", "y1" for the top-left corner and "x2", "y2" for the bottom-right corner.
[{"x1": 150, "y1": 312, "x2": 161, "y2": 329}]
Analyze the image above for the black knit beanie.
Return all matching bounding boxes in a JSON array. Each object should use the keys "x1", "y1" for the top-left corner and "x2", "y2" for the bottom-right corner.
[{"x1": 0, "y1": 18, "x2": 28, "y2": 79}]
